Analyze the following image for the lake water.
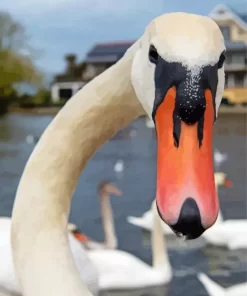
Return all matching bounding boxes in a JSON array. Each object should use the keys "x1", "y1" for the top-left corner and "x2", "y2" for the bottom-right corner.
[{"x1": 0, "y1": 112, "x2": 246, "y2": 296}]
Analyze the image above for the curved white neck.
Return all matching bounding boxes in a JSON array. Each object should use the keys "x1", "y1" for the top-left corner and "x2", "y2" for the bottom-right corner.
[
  {"x1": 100, "y1": 193, "x2": 117, "y2": 249},
  {"x1": 214, "y1": 180, "x2": 223, "y2": 223},
  {"x1": 11, "y1": 50, "x2": 144, "y2": 296},
  {"x1": 151, "y1": 202, "x2": 171, "y2": 270}
]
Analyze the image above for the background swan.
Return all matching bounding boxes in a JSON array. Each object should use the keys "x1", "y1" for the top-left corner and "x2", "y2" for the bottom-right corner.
[
  {"x1": 198, "y1": 272, "x2": 247, "y2": 296},
  {"x1": 201, "y1": 173, "x2": 247, "y2": 248},
  {"x1": 227, "y1": 235, "x2": 247, "y2": 250},
  {"x1": 87, "y1": 199, "x2": 172, "y2": 290},
  {"x1": 203, "y1": 219, "x2": 247, "y2": 248},
  {"x1": 11, "y1": 12, "x2": 226, "y2": 296},
  {"x1": 0, "y1": 217, "x2": 99, "y2": 296},
  {"x1": 0, "y1": 218, "x2": 19, "y2": 295},
  {"x1": 69, "y1": 181, "x2": 171, "y2": 290},
  {"x1": 69, "y1": 181, "x2": 122, "y2": 250},
  {"x1": 126, "y1": 172, "x2": 231, "y2": 235}
]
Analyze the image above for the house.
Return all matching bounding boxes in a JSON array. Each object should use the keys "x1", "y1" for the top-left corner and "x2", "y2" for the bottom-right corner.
[
  {"x1": 82, "y1": 41, "x2": 134, "y2": 81},
  {"x1": 51, "y1": 4, "x2": 247, "y2": 104},
  {"x1": 51, "y1": 54, "x2": 86, "y2": 103},
  {"x1": 50, "y1": 41, "x2": 134, "y2": 103},
  {"x1": 209, "y1": 4, "x2": 247, "y2": 104}
]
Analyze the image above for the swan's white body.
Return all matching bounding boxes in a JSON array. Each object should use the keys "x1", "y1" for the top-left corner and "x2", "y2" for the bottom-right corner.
[
  {"x1": 203, "y1": 219, "x2": 247, "y2": 247},
  {"x1": 227, "y1": 235, "x2": 247, "y2": 250},
  {"x1": 0, "y1": 218, "x2": 99, "y2": 295},
  {"x1": 67, "y1": 234, "x2": 99, "y2": 295},
  {"x1": 87, "y1": 249, "x2": 171, "y2": 289},
  {"x1": 127, "y1": 209, "x2": 174, "y2": 234},
  {"x1": 10, "y1": 12, "x2": 226, "y2": 296},
  {"x1": 198, "y1": 273, "x2": 247, "y2": 296},
  {"x1": 0, "y1": 218, "x2": 19, "y2": 295},
  {"x1": 87, "y1": 200, "x2": 172, "y2": 290},
  {"x1": 201, "y1": 172, "x2": 247, "y2": 248}
]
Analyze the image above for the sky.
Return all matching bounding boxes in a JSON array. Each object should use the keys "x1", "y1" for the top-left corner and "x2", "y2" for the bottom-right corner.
[{"x1": 1, "y1": 0, "x2": 246, "y2": 77}]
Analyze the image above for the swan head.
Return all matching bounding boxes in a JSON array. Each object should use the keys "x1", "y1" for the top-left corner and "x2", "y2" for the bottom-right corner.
[
  {"x1": 131, "y1": 12, "x2": 226, "y2": 239},
  {"x1": 98, "y1": 181, "x2": 122, "y2": 197},
  {"x1": 67, "y1": 223, "x2": 77, "y2": 232},
  {"x1": 214, "y1": 172, "x2": 232, "y2": 187},
  {"x1": 67, "y1": 223, "x2": 89, "y2": 243}
]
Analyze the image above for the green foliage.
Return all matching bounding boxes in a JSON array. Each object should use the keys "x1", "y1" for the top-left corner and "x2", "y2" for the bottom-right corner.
[
  {"x1": 0, "y1": 49, "x2": 43, "y2": 88},
  {"x1": 33, "y1": 88, "x2": 51, "y2": 105},
  {"x1": 0, "y1": 11, "x2": 44, "y2": 115},
  {"x1": 17, "y1": 88, "x2": 69, "y2": 108},
  {"x1": 18, "y1": 88, "x2": 51, "y2": 107}
]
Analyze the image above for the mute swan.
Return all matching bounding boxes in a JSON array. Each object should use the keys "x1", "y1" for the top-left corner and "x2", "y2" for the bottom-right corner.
[
  {"x1": 11, "y1": 12, "x2": 226, "y2": 296},
  {"x1": 69, "y1": 183, "x2": 172, "y2": 289},
  {"x1": 87, "y1": 199, "x2": 172, "y2": 290},
  {"x1": 68, "y1": 181, "x2": 122, "y2": 250},
  {"x1": 198, "y1": 273, "x2": 247, "y2": 296},
  {"x1": 201, "y1": 174, "x2": 247, "y2": 248},
  {"x1": 203, "y1": 218, "x2": 247, "y2": 248},
  {"x1": 227, "y1": 235, "x2": 247, "y2": 250},
  {"x1": 127, "y1": 172, "x2": 232, "y2": 234},
  {"x1": 0, "y1": 217, "x2": 99, "y2": 296}
]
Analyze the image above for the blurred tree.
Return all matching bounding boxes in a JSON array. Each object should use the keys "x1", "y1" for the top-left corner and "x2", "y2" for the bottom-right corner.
[
  {"x1": 0, "y1": 11, "x2": 43, "y2": 115},
  {"x1": 18, "y1": 88, "x2": 51, "y2": 108},
  {"x1": 33, "y1": 88, "x2": 51, "y2": 106}
]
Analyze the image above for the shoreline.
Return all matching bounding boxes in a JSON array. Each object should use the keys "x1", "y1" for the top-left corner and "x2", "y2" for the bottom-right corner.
[
  {"x1": 9, "y1": 105, "x2": 247, "y2": 116},
  {"x1": 9, "y1": 107, "x2": 62, "y2": 115}
]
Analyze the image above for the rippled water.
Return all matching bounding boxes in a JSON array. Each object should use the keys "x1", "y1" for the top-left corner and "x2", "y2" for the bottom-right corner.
[{"x1": 0, "y1": 112, "x2": 246, "y2": 296}]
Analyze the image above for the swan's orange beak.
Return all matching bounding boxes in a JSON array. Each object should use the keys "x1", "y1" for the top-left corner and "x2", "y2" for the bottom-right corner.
[
  {"x1": 154, "y1": 87, "x2": 218, "y2": 239},
  {"x1": 224, "y1": 178, "x2": 233, "y2": 188},
  {"x1": 74, "y1": 231, "x2": 89, "y2": 243}
]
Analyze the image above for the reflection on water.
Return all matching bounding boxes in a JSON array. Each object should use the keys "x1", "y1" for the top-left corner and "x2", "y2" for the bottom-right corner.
[{"x1": 0, "y1": 113, "x2": 246, "y2": 296}]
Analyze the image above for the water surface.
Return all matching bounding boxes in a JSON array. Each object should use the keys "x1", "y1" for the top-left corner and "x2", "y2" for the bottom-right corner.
[{"x1": 0, "y1": 113, "x2": 246, "y2": 296}]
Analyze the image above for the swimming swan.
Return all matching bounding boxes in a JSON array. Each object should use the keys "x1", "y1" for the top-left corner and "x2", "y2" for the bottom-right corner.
[
  {"x1": 227, "y1": 235, "x2": 247, "y2": 249},
  {"x1": 69, "y1": 183, "x2": 172, "y2": 289},
  {"x1": 11, "y1": 12, "x2": 226, "y2": 296},
  {"x1": 202, "y1": 218, "x2": 247, "y2": 248},
  {"x1": 198, "y1": 272, "x2": 247, "y2": 296},
  {"x1": 68, "y1": 181, "x2": 122, "y2": 250},
  {"x1": 200, "y1": 173, "x2": 247, "y2": 248},
  {"x1": 87, "y1": 199, "x2": 172, "y2": 290}
]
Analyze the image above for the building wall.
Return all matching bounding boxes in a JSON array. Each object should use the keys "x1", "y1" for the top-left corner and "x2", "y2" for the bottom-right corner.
[
  {"x1": 223, "y1": 48, "x2": 247, "y2": 103},
  {"x1": 217, "y1": 20, "x2": 247, "y2": 42},
  {"x1": 51, "y1": 81, "x2": 85, "y2": 103},
  {"x1": 212, "y1": 9, "x2": 247, "y2": 104}
]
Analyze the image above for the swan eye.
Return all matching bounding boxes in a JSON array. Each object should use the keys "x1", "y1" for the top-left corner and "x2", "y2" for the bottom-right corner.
[
  {"x1": 149, "y1": 45, "x2": 159, "y2": 64},
  {"x1": 217, "y1": 51, "x2": 226, "y2": 69}
]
